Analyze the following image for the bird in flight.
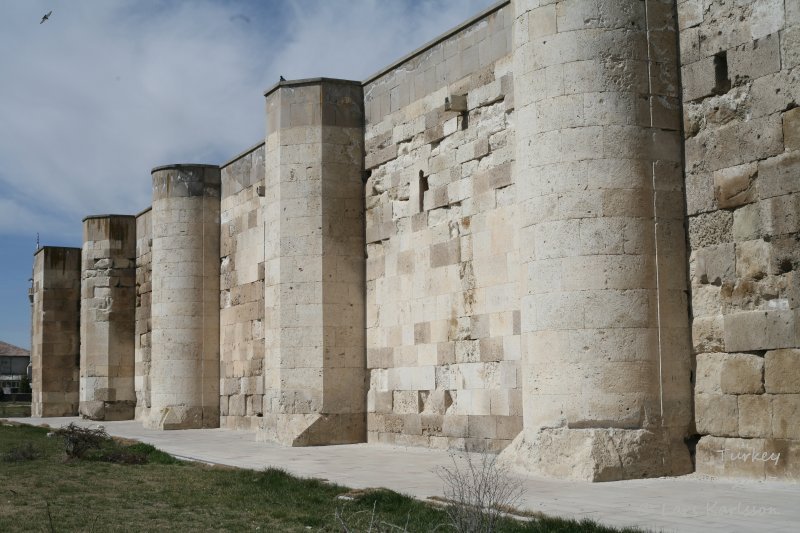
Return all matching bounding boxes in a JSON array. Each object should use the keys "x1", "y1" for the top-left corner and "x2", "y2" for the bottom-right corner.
[{"x1": 40, "y1": 11, "x2": 52, "y2": 24}]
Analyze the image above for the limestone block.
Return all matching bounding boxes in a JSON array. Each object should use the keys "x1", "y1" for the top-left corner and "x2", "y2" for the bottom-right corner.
[
  {"x1": 784, "y1": 107, "x2": 800, "y2": 152},
  {"x1": 499, "y1": 427, "x2": 691, "y2": 481},
  {"x1": 762, "y1": 194, "x2": 800, "y2": 237},
  {"x1": 772, "y1": 395, "x2": 800, "y2": 440},
  {"x1": 691, "y1": 284, "x2": 723, "y2": 317},
  {"x1": 684, "y1": 171, "x2": 715, "y2": 216},
  {"x1": 735, "y1": 239, "x2": 771, "y2": 280},
  {"x1": 750, "y1": 0, "x2": 784, "y2": 40},
  {"x1": 732, "y1": 202, "x2": 764, "y2": 242},
  {"x1": 713, "y1": 163, "x2": 757, "y2": 209},
  {"x1": 681, "y1": 57, "x2": 716, "y2": 102},
  {"x1": 695, "y1": 392, "x2": 738, "y2": 436},
  {"x1": 756, "y1": 152, "x2": 800, "y2": 199},
  {"x1": 692, "y1": 315, "x2": 725, "y2": 353},
  {"x1": 688, "y1": 211, "x2": 733, "y2": 250},
  {"x1": 765, "y1": 349, "x2": 800, "y2": 393},
  {"x1": 392, "y1": 390, "x2": 423, "y2": 414},
  {"x1": 695, "y1": 353, "x2": 724, "y2": 393},
  {"x1": 738, "y1": 394, "x2": 773, "y2": 438},
  {"x1": 723, "y1": 310, "x2": 796, "y2": 351},
  {"x1": 677, "y1": 1, "x2": 703, "y2": 31},
  {"x1": 720, "y1": 353, "x2": 765, "y2": 395},
  {"x1": 690, "y1": 244, "x2": 734, "y2": 285},
  {"x1": 783, "y1": 24, "x2": 800, "y2": 70},
  {"x1": 695, "y1": 436, "x2": 766, "y2": 479},
  {"x1": 729, "y1": 33, "x2": 781, "y2": 83}
]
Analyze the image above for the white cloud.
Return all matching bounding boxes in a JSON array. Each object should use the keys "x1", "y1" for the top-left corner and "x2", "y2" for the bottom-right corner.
[{"x1": 0, "y1": 0, "x2": 494, "y2": 240}]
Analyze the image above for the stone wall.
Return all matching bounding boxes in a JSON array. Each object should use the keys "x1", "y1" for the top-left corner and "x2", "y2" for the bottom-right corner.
[
  {"x1": 134, "y1": 208, "x2": 152, "y2": 422},
  {"x1": 79, "y1": 215, "x2": 137, "y2": 420},
  {"x1": 260, "y1": 79, "x2": 367, "y2": 446},
  {"x1": 680, "y1": 0, "x2": 800, "y2": 480},
  {"x1": 28, "y1": 0, "x2": 800, "y2": 483},
  {"x1": 363, "y1": 3, "x2": 520, "y2": 452},
  {"x1": 146, "y1": 165, "x2": 221, "y2": 430},
  {"x1": 31, "y1": 247, "x2": 81, "y2": 417},
  {"x1": 220, "y1": 143, "x2": 266, "y2": 431},
  {"x1": 504, "y1": 0, "x2": 693, "y2": 481}
]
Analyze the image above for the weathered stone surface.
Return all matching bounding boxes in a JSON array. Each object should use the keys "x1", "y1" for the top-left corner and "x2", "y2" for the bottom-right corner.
[
  {"x1": 720, "y1": 353, "x2": 764, "y2": 394},
  {"x1": 31, "y1": 247, "x2": 81, "y2": 418},
  {"x1": 79, "y1": 215, "x2": 137, "y2": 421},
  {"x1": 500, "y1": 428, "x2": 692, "y2": 482},
  {"x1": 713, "y1": 163, "x2": 757, "y2": 209},
  {"x1": 134, "y1": 208, "x2": 152, "y2": 423},
  {"x1": 696, "y1": 392, "x2": 738, "y2": 437},
  {"x1": 696, "y1": 352, "x2": 764, "y2": 395},
  {"x1": 690, "y1": 244, "x2": 734, "y2": 285},
  {"x1": 723, "y1": 310, "x2": 796, "y2": 352},
  {"x1": 692, "y1": 315, "x2": 725, "y2": 353},
  {"x1": 688, "y1": 211, "x2": 733, "y2": 249},
  {"x1": 738, "y1": 394, "x2": 773, "y2": 438},
  {"x1": 784, "y1": 107, "x2": 800, "y2": 151},
  {"x1": 259, "y1": 79, "x2": 367, "y2": 446},
  {"x1": 772, "y1": 395, "x2": 800, "y2": 440},
  {"x1": 695, "y1": 435, "x2": 796, "y2": 480},
  {"x1": 759, "y1": 152, "x2": 800, "y2": 200},
  {"x1": 39, "y1": 0, "x2": 800, "y2": 484},
  {"x1": 680, "y1": 0, "x2": 800, "y2": 483},
  {"x1": 765, "y1": 349, "x2": 800, "y2": 393},
  {"x1": 146, "y1": 165, "x2": 221, "y2": 430},
  {"x1": 735, "y1": 239, "x2": 771, "y2": 280}
]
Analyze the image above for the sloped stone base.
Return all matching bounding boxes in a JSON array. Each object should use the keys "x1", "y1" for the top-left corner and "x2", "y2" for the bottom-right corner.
[
  {"x1": 79, "y1": 400, "x2": 135, "y2": 421},
  {"x1": 257, "y1": 413, "x2": 365, "y2": 446},
  {"x1": 499, "y1": 427, "x2": 692, "y2": 481},
  {"x1": 144, "y1": 405, "x2": 219, "y2": 430}
]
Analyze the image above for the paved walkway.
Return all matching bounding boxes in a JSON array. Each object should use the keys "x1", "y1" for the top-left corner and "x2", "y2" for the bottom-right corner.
[{"x1": 5, "y1": 417, "x2": 799, "y2": 532}]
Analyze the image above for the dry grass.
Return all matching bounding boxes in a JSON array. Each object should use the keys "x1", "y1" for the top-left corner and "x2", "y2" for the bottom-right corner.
[{"x1": 0, "y1": 423, "x2": 639, "y2": 532}]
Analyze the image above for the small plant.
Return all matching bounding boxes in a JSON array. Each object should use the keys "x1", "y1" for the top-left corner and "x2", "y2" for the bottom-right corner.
[
  {"x1": 52, "y1": 423, "x2": 110, "y2": 459},
  {"x1": 436, "y1": 449, "x2": 525, "y2": 533},
  {"x1": 2, "y1": 441, "x2": 42, "y2": 462},
  {"x1": 335, "y1": 499, "x2": 412, "y2": 532}
]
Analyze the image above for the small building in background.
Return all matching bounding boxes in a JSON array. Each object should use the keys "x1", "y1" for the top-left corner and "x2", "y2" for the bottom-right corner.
[{"x1": 0, "y1": 341, "x2": 31, "y2": 395}]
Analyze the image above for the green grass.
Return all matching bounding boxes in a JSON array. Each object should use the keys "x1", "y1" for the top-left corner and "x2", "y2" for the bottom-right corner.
[
  {"x1": 0, "y1": 423, "x2": 640, "y2": 532},
  {"x1": 0, "y1": 402, "x2": 31, "y2": 417}
]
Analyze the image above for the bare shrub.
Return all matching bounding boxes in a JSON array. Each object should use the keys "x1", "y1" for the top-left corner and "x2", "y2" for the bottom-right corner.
[
  {"x1": 436, "y1": 450, "x2": 525, "y2": 533},
  {"x1": 52, "y1": 423, "x2": 110, "y2": 459},
  {"x1": 335, "y1": 501, "x2": 403, "y2": 532}
]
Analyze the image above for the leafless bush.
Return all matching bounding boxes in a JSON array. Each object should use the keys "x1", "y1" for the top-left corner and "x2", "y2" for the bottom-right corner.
[
  {"x1": 52, "y1": 423, "x2": 110, "y2": 459},
  {"x1": 436, "y1": 450, "x2": 525, "y2": 533},
  {"x1": 334, "y1": 501, "x2": 411, "y2": 533}
]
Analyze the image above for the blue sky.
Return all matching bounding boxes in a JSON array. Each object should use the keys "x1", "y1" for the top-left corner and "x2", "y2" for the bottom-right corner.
[{"x1": 0, "y1": 0, "x2": 495, "y2": 349}]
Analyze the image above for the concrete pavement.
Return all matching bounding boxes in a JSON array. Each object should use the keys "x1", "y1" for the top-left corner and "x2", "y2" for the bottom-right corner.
[{"x1": 5, "y1": 417, "x2": 799, "y2": 532}]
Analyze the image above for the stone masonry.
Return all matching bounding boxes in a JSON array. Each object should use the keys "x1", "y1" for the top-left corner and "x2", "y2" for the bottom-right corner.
[
  {"x1": 31, "y1": 0, "x2": 799, "y2": 482},
  {"x1": 79, "y1": 215, "x2": 137, "y2": 420},
  {"x1": 134, "y1": 208, "x2": 152, "y2": 422},
  {"x1": 31, "y1": 247, "x2": 81, "y2": 417},
  {"x1": 146, "y1": 165, "x2": 221, "y2": 430},
  {"x1": 679, "y1": 0, "x2": 800, "y2": 481},
  {"x1": 260, "y1": 79, "x2": 367, "y2": 446},
  {"x1": 503, "y1": 0, "x2": 693, "y2": 481},
  {"x1": 219, "y1": 143, "x2": 266, "y2": 432}
]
